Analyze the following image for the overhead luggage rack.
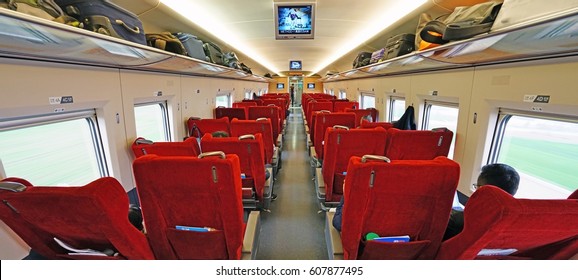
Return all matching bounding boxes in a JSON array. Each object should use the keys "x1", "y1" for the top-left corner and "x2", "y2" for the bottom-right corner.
[
  {"x1": 321, "y1": 8, "x2": 578, "y2": 82},
  {"x1": 0, "y1": 9, "x2": 269, "y2": 82}
]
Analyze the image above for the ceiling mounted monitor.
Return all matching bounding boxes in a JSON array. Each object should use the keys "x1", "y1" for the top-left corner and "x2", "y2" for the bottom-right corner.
[
  {"x1": 290, "y1": 60, "x2": 302, "y2": 70},
  {"x1": 275, "y1": 3, "x2": 315, "y2": 40}
]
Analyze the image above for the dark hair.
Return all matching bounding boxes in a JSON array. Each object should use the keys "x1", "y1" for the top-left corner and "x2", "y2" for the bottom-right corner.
[
  {"x1": 128, "y1": 204, "x2": 144, "y2": 232},
  {"x1": 211, "y1": 131, "x2": 229, "y2": 138},
  {"x1": 477, "y1": 163, "x2": 520, "y2": 195},
  {"x1": 361, "y1": 114, "x2": 373, "y2": 123}
]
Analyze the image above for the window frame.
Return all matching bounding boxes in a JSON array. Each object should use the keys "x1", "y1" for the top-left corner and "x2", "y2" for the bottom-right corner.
[
  {"x1": 421, "y1": 100, "x2": 459, "y2": 130},
  {"x1": 387, "y1": 96, "x2": 406, "y2": 122},
  {"x1": 134, "y1": 101, "x2": 171, "y2": 142},
  {"x1": 359, "y1": 92, "x2": 376, "y2": 109}
]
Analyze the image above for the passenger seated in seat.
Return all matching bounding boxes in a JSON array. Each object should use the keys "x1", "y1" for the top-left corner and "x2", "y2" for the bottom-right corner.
[
  {"x1": 442, "y1": 163, "x2": 519, "y2": 240},
  {"x1": 359, "y1": 114, "x2": 373, "y2": 127},
  {"x1": 212, "y1": 131, "x2": 230, "y2": 138}
]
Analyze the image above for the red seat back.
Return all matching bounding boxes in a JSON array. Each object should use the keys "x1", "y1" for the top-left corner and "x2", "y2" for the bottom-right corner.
[
  {"x1": 313, "y1": 113, "x2": 356, "y2": 161},
  {"x1": 233, "y1": 102, "x2": 257, "y2": 118},
  {"x1": 230, "y1": 118, "x2": 274, "y2": 164},
  {"x1": 215, "y1": 107, "x2": 246, "y2": 120},
  {"x1": 322, "y1": 127, "x2": 388, "y2": 203},
  {"x1": 437, "y1": 186, "x2": 578, "y2": 260},
  {"x1": 131, "y1": 137, "x2": 200, "y2": 158},
  {"x1": 201, "y1": 133, "x2": 266, "y2": 202},
  {"x1": 333, "y1": 101, "x2": 359, "y2": 112},
  {"x1": 345, "y1": 108, "x2": 379, "y2": 126},
  {"x1": 187, "y1": 117, "x2": 230, "y2": 137},
  {"x1": 385, "y1": 128, "x2": 453, "y2": 160},
  {"x1": 247, "y1": 106, "x2": 281, "y2": 144},
  {"x1": 0, "y1": 177, "x2": 154, "y2": 260},
  {"x1": 132, "y1": 153, "x2": 245, "y2": 259},
  {"x1": 360, "y1": 121, "x2": 394, "y2": 130},
  {"x1": 341, "y1": 156, "x2": 460, "y2": 260},
  {"x1": 307, "y1": 102, "x2": 333, "y2": 127}
]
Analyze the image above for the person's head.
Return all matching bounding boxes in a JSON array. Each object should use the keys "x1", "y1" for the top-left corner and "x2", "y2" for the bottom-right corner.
[
  {"x1": 361, "y1": 114, "x2": 373, "y2": 123},
  {"x1": 211, "y1": 131, "x2": 229, "y2": 138},
  {"x1": 128, "y1": 204, "x2": 144, "y2": 232},
  {"x1": 475, "y1": 163, "x2": 520, "y2": 195}
]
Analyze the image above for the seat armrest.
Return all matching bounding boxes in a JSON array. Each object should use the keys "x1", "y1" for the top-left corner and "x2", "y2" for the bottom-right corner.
[
  {"x1": 242, "y1": 211, "x2": 261, "y2": 260},
  {"x1": 325, "y1": 211, "x2": 344, "y2": 260},
  {"x1": 276, "y1": 134, "x2": 283, "y2": 148}
]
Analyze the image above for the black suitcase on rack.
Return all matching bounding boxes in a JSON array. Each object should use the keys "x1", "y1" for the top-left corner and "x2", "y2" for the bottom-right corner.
[
  {"x1": 385, "y1": 33, "x2": 416, "y2": 59},
  {"x1": 55, "y1": 0, "x2": 146, "y2": 45},
  {"x1": 173, "y1": 32, "x2": 208, "y2": 62}
]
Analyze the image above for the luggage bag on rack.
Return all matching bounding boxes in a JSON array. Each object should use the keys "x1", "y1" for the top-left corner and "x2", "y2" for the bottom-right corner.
[
  {"x1": 173, "y1": 32, "x2": 208, "y2": 62},
  {"x1": 203, "y1": 41, "x2": 225, "y2": 66},
  {"x1": 385, "y1": 33, "x2": 416, "y2": 59},
  {"x1": 55, "y1": 0, "x2": 146, "y2": 45},
  {"x1": 146, "y1": 32, "x2": 187, "y2": 55}
]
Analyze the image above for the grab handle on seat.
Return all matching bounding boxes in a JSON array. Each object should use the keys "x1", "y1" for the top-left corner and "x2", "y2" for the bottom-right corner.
[
  {"x1": 256, "y1": 118, "x2": 268, "y2": 121},
  {"x1": 199, "y1": 151, "x2": 226, "y2": 159},
  {"x1": 239, "y1": 134, "x2": 255, "y2": 140},
  {"x1": 361, "y1": 155, "x2": 391, "y2": 163},
  {"x1": 333, "y1": 125, "x2": 349, "y2": 130},
  {"x1": 0, "y1": 182, "x2": 26, "y2": 192}
]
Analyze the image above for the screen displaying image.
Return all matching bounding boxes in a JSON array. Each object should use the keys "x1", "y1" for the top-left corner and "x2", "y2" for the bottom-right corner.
[
  {"x1": 275, "y1": 4, "x2": 315, "y2": 39},
  {"x1": 307, "y1": 83, "x2": 315, "y2": 89},
  {"x1": 277, "y1": 83, "x2": 285, "y2": 89},
  {"x1": 290, "y1": 60, "x2": 302, "y2": 70}
]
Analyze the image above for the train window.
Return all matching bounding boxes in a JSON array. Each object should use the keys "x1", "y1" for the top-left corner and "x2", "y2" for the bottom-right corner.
[
  {"x1": 359, "y1": 93, "x2": 375, "y2": 109},
  {"x1": 388, "y1": 97, "x2": 406, "y2": 122},
  {"x1": 338, "y1": 90, "x2": 346, "y2": 99},
  {"x1": 134, "y1": 102, "x2": 171, "y2": 142},
  {"x1": 0, "y1": 110, "x2": 108, "y2": 185},
  {"x1": 216, "y1": 93, "x2": 231, "y2": 107},
  {"x1": 422, "y1": 101, "x2": 458, "y2": 159},
  {"x1": 490, "y1": 112, "x2": 578, "y2": 199}
]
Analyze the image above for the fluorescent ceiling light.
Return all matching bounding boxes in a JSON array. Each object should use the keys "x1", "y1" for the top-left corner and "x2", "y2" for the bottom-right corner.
[
  {"x1": 160, "y1": 0, "x2": 282, "y2": 75},
  {"x1": 309, "y1": 0, "x2": 428, "y2": 75}
]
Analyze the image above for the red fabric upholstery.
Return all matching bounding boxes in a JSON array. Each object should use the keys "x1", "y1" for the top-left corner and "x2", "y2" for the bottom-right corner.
[
  {"x1": 436, "y1": 186, "x2": 578, "y2": 260},
  {"x1": 345, "y1": 108, "x2": 379, "y2": 126},
  {"x1": 309, "y1": 110, "x2": 331, "y2": 146},
  {"x1": 230, "y1": 118, "x2": 274, "y2": 164},
  {"x1": 260, "y1": 99, "x2": 287, "y2": 127},
  {"x1": 201, "y1": 133, "x2": 266, "y2": 203},
  {"x1": 0, "y1": 177, "x2": 154, "y2": 260},
  {"x1": 132, "y1": 154, "x2": 245, "y2": 259},
  {"x1": 385, "y1": 128, "x2": 453, "y2": 160},
  {"x1": 233, "y1": 102, "x2": 257, "y2": 119},
  {"x1": 322, "y1": 127, "x2": 388, "y2": 203},
  {"x1": 243, "y1": 99, "x2": 263, "y2": 106},
  {"x1": 313, "y1": 113, "x2": 357, "y2": 161},
  {"x1": 187, "y1": 117, "x2": 230, "y2": 137},
  {"x1": 333, "y1": 101, "x2": 359, "y2": 112},
  {"x1": 341, "y1": 156, "x2": 460, "y2": 259},
  {"x1": 306, "y1": 102, "x2": 333, "y2": 127},
  {"x1": 360, "y1": 121, "x2": 393, "y2": 130},
  {"x1": 248, "y1": 106, "x2": 281, "y2": 143},
  {"x1": 131, "y1": 137, "x2": 200, "y2": 158},
  {"x1": 215, "y1": 107, "x2": 246, "y2": 120}
]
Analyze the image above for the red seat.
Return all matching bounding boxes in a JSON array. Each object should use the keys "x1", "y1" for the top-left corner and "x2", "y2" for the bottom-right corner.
[
  {"x1": 248, "y1": 106, "x2": 281, "y2": 144},
  {"x1": 230, "y1": 118, "x2": 275, "y2": 165},
  {"x1": 345, "y1": 108, "x2": 379, "y2": 126},
  {"x1": 333, "y1": 101, "x2": 359, "y2": 112},
  {"x1": 215, "y1": 107, "x2": 246, "y2": 120},
  {"x1": 0, "y1": 177, "x2": 154, "y2": 260},
  {"x1": 132, "y1": 153, "x2": 246, "y2": 259},
  {"x1": 360, "y1": 121, "x2": 393, "y2": 130},
  {"x1": 187, "y1": 117, "x2": 230, "y2": 137},
  {"x1": 233, "y1": 102, "x2": 257, "y2": 118},
  {"x1": 321, "y1": 127, "x2": 388, "y2": 203},
  {"x1": 385, "y1": 128, "x2": 454, "y2": 160},
  {"x1": 313, "y1": 112, "x2": 356, "y2": 162},
  {"x1": 436, "y1": 186, "x2": 578, "y2": 260},
  {"x1": 131, "y1": 137, "x2": 200, "y2": 158},
  {"x1": 341, "y1": 156, "x2": 460, "y2": 260},
  {"x1": 201, "y1": 133, "x2": 269, "y2": 207},
  {"x1": 306, "y1": 102, "x2": 333, "y2": 128}
]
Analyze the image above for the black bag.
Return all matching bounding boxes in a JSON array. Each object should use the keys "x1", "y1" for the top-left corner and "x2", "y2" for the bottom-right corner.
[
  {"x1": 420, "y1": 2, "x2": 502, "y2": 44},
  {"x1": 173, "y1": 32, "x2": 208, "y2": 62},
  {"x1": 203, "y1": 41, "x2": 225, "y2": 66},
  {"x1": 145, "y1": 32, "x2": 187, "y2": 55},
  {"x1": 239, "y1": 62, "x2": 252, "y2": 74},
  {"x1": 55, "y1": 0, "x2": 146, "y2": 45},
  {"x1": 385, "y1": 33, "x2": 415, "y2": 59},
  {"x1": 393, "y1": 105, "x2": 416, "y2": 130},
  {"x1": 353, "y1": 51, "x2": 372, "y2": 68}
]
